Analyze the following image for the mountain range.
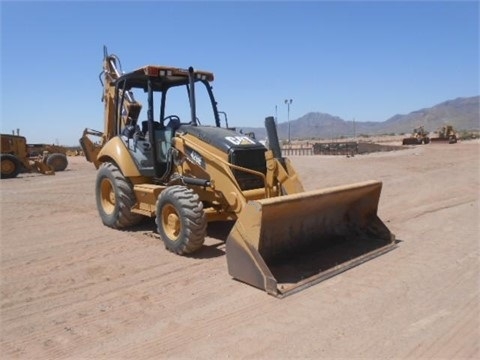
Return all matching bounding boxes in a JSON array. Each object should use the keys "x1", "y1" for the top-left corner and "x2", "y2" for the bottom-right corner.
[{"x1": 238, "y1": 96, "x2": 479, "y2": 140}]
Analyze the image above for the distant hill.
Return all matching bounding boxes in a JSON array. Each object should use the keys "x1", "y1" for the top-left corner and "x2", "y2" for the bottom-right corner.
[
  {"x1": 381, "y1": 96, "x2": 479, "y2": 134},
  {"x1": 237, "y1": 96, "x2": 479, "y2": 140}
]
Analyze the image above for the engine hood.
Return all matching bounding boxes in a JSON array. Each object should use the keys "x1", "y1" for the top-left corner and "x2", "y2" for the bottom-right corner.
[{"x1": 177, "y1": 125, "x2": 266, "y2": 153}]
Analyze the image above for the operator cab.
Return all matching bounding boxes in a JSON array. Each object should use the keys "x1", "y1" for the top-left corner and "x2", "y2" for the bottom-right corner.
[{"x1": 114, "y1": 65, "x2": 220, "y2": 180}]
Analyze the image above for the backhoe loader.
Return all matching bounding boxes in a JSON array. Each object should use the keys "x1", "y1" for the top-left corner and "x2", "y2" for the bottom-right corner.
[{"x1": 81, "y1": 48, "x2": 395, "y2": 297}]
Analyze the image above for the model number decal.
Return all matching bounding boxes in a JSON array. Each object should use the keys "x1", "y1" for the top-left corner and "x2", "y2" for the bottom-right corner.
[
  {"x1": 225, "y1": 136, "x2": 256, "y2": 145},
  {"x1": 186, "y1": 147, "x2": 205, "y2": 168}
]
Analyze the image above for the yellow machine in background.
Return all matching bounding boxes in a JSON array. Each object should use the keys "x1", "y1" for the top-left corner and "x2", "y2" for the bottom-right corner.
[
  {"x1": 1, "y1": 134, "x2": 55, "y2": 178},
  {"x1": 26, "y1": 143, "x2": 69, "y2": 171},
  {"x1": 402, "y1": 126, "x2": 430, "y2": 145},
  {"x1": 81, "y1": 47, "x2": 395, "y2": 296},
  {"x1": 430, "y1": 125, "x2": 458, "y2": 144}
]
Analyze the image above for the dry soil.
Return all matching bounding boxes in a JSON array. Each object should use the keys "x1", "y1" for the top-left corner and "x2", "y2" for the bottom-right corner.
[{"x1": 1, "y1": 140, "x2": 479, "y2": 359}]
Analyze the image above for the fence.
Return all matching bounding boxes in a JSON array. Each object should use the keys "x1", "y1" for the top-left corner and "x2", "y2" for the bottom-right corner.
[
  {"x1": 312, "y1": 141, "x2": 358, "y2": 155},
  {"x1": 281, "y1": 142, "x2": 359, "y2": 156},
  {"x1": 281, "y1": 146, "x2": 314, "y2": 156}
]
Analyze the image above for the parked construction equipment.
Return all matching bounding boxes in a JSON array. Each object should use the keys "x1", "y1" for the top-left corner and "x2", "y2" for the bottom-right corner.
[
  {"x1": 430, "y1": 125, "x2": 458, "y2": 144},
  {"x1": 1, "y1": 134, "x2": 55, "y2": 178},
  {"x1": 81, "y1": 47, "x2": 395, "y2": 297},
  {"x1": 27, "y1": 144, "x2": 69, "y2": 171},
  {"x1": 402, "y1": 126, "x2": 430, "y2": 145}
]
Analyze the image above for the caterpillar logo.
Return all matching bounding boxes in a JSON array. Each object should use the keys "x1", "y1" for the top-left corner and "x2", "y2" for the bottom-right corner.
[{"x1": 225, "y1": 136, "x2": 256, "y2": 146}]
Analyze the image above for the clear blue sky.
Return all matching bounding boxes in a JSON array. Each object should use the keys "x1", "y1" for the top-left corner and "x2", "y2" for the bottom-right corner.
[{"x1": 1, "y1": 1, "x2": 479, "y2": 145}]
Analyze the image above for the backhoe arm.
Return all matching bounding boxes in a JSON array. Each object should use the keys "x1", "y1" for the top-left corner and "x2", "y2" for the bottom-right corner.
[{"x1": 101, "y1": 46, "x2": 142, "y2": 141}]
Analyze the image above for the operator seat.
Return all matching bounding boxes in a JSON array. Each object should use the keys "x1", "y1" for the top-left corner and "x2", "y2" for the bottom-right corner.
[{"x1": 141, "y1": 120, "x2": 163, "y2": 135}]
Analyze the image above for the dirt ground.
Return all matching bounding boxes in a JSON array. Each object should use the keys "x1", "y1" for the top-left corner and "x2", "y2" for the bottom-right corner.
[{"x1": 1, "y1": 140, "x2": 479, "y2": 359}]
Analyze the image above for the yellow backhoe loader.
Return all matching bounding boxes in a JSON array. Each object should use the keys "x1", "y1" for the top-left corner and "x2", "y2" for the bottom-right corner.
[
  {"x1": 1, "y1": 134, "x2": 54, "y2": 178},
  {"x1": 81, "y1": 47, "x2": 395, "y2": 297}
]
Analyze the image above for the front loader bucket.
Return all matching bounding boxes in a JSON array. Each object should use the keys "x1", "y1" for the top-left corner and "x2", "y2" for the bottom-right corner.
[
  {"x1": 32, "y1": 160, "x2": 54, "y2": 175},
  {"x1": 226, "y1": 180, "x2": 395, "y2": 297}
]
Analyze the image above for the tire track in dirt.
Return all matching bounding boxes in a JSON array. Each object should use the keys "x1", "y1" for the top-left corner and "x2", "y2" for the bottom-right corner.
[
  {"x1": 404, "y1": 290, "x2": 479, "y2": 359},
  {"x1": 1, "y1": 225, "x2": 237, "y2": 359}
]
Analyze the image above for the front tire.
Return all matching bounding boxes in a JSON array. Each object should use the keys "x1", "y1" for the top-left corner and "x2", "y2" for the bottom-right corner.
[
  {"x1": 155, "y1": 185, "x2": 206, "y2": 255},
  {"x1": 95, "y1": 162, "x2": 143, "y2": 228},
  {"x1": 1, "y1": 154, "x2": 21, "y2": 179},
  {"x1": 47, "y1": 153, "x2": 68, "y2": 171}
]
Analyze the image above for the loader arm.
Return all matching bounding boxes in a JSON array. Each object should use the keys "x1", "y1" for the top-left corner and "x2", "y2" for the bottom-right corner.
[
  {"x1": 264, "y1": 150, "x2": 304, "y2": 195},
  {"x1": 173, "y1": 133, "x2": 268, "y2": 215},
  {"x1": 172, "y1": 125, "x2": 310, "y2": 212}
]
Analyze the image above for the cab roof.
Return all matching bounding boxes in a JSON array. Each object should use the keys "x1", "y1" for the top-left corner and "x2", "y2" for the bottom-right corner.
[{"x1": 115, "y1": 65, "x2": 214, "y2": 91}]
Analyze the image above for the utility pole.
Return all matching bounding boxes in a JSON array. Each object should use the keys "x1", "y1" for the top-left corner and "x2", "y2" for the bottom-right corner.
[
  {"x1": 353, "y1": 117, "x2": 356, "y2": 140},
  {"x1": 284, "y1": 99, "x2": 293, "y2": 144}
]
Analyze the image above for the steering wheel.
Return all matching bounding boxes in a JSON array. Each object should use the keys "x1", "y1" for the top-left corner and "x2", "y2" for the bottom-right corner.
[
  {"x1": 163, "y1": 115, "x2": 181, "y2": 128},
  {"x1": 163, "y1": 115, "x2": 180, "y2": 124}
]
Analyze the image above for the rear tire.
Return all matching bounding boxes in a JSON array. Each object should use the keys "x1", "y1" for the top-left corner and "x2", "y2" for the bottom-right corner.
[
  {"x1": 95, "y1": 162, "x2": 143, "y2": 228},
  {"x1": 1, "y1": 154, "x2": 21, "y2": 179},
  {"x1": 46, "y1": 153, "x2": 68, "y2": 171},
  {"x1": 155, "y1": 185, "x2": 206, "y2": 255}
]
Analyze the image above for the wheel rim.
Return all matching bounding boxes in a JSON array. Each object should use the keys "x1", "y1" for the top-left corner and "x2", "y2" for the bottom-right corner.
[
  {"x1": 100, "y1": 178, "x2": 115, "y2": 214},
  {"x1": 1, "y1": 159, "x2": 15, "y2": 175},
  {"x1": 162, "y1": 204, "x2": 181, "y2": 241}
]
